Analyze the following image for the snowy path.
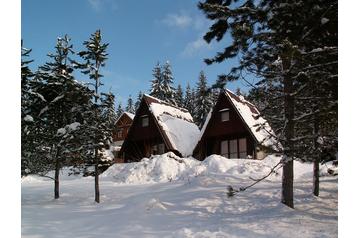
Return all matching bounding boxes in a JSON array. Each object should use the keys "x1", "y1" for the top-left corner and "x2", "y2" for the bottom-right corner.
[{"x1": 22, "y1": 174, "x2": 337, "y2": 238}]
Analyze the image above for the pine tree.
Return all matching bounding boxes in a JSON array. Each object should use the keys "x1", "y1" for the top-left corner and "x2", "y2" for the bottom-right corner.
[
  {"x1": 21, "y1": 41, "x2": 35, "y2": 177},
  {"x1": 135, "y1": 91, "x2": 143, "y2": 111},
  {"x1": 116, "y1": 101, "x2": 124, "y2": 116},
  {"x1": 150, "y1": 62, "x2": 163, "y2": 99},
  {"x1": 75, "y1": 30, "x2": 109, "y2": 203},
  {"x1": 198, "y1": 0, "x2": 337, "y2": 207},
  {"x1": 27, "y1": 35, "x2": 93, "y2": 199},
  {"x1": 161, "y1": 61, "x2": 177, "y2": 105},
  {"x1": 126, "y1": 95, "x2": 135, "y2": 113},
  {"x1": 183, "y1": 83, "x2": 194, "y2": 115},
  {"x1": 193, "y1": 71, "x2": 212, "y2": 127},
  {"x1": 175, "y1": 84, "x2": 184, "y2": 108}
]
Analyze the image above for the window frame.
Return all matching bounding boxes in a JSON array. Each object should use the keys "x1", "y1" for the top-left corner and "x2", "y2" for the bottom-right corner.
[
  {"x1": 239, "y1": 138, "x2": 247, "y2": 158},
  {"x1": 141, "y1": 115, "x2": 149, "y2": 127},
  {"x1": 219, "y1": 108, "x2": 230, "y2": 122}
]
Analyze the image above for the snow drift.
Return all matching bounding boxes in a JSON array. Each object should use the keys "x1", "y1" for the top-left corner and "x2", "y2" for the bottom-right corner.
[{"x1": 101, "y1": 152, "x2": 334, "y2": 185}]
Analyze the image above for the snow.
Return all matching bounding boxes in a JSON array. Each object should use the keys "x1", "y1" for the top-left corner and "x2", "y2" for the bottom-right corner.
[
  {"x1": 225, "y1": 89, "x2": 281, "y2": 150},
  {"x1": 149, "y1": 101, "x2": 200, "y2": 156},
  {"x1": 51, "y1": 94, "x2": 64, "y2": 103},
  {"x1": 321, "y1": 17, "x2": 329, "y2": 24},
  {"x1": 67, "y1": 122, "x2": 81, "y2": 131},
  {"x1": 23, "y1": 115, "x2": 34, "y2": 122},
  {"x1": 115, "y1": 111, "x2": 135, "y2": 125},
  {"x1": 124, "y1": 111, "x2": 135, "y2": 119},
  {"x1": 56, "y1": 122, "x2": 81, "y2": 136},
  {"x1": 22, "y1": 153, "x2": 337, "y2": 238}
]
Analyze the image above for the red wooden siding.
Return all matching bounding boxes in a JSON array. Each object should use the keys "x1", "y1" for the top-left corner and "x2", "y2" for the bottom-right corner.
[{"x1": 194, "y1": 91, "x2": 257, "y2": 160}]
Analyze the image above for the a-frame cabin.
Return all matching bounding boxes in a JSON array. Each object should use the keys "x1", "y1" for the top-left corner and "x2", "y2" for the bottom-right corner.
[
  {"x1": 193, "y1": 89, "x2": 280, "y2": 160},
  {"x1": 119, "y1": 94, "x2": 200, "y2": 162},
  {"x1": 111, "y1": 112, "x2": 134, "y2": 162}
]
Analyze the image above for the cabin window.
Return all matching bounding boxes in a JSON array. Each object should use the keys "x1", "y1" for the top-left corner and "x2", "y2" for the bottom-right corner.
[
  {"x1": 239, "y1": 138, "x2": 247, "y2": 158},
  {"x1": 220, "y1": 140, "x2": 229, "y2": 158},
  {"x1": 151, "y1": 143, "x2": 165, "y2": 155},
  {"x1": 221, "y1": 139, "x2": 238, "y2": 158},
  {"x1": 158, "y1": 143, "x2": 165, "y2": 154},
  {"x1": 151, "y1": 144, "x2": 158, "y2": 155},
  {"x1": 142, "y1": 115, "x2": 149, "y2": 127},
  {"x1": 118, "y1": 128, "x2": 123, "y2": 138},
  {"x1": 220, "y1": 109, "x2": 230, "y2": 122},
  {"x1": 229, "y1": 139, "x2": 238, "y2": 158}
]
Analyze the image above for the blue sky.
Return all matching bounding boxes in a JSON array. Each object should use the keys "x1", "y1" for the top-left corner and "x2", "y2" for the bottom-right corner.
[{"x1": 22, "y1": 0, "x2": 255, "y2": 107}]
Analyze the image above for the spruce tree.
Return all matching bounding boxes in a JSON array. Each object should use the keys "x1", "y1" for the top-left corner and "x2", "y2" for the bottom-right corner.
[
  {"x1": 135, "y1": 91, "x2": 143, "y2": 111},
  {"x1": 75, "y1": 30, "x2": 109, "y2": 203},
  {"x1": 161, "y1": 61, "x2": 177, "y2": 105},
  {"x1": 193, "y1": 71, "x2": 212, "y2": 127},
  {"x1": 116, "y1": 101, "x2": 124, "y2": 117},
  {"x1": 21, "y1": 41, "x2": 35, "y2": 177},
  {"x1": 126, "y1": 95, "x2": 135, "y2": 113},
  {"x1": 28, "y1": 35, "x2": 93, "y2": 199},
  {"x1": 198, "y1": 0, "x2": 337, "y2": 207},
  {"x1": 150, "y1": 62, "x2": 163, "y2": 99},
  {"x1": 175, "y1": 84, "x2": 184, "y2": 108},
  {"x1": 183, "y1": 83, "x2": 194, "y2": 115}
]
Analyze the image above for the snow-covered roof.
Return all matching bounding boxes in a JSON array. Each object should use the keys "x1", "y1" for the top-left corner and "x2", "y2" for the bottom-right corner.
[
  {"x1": 115, "y1": 111, "x2": 135, "y2": 125},
  {"x1": 224, "y1": 89, "x2": 280, "y2": 150},
  {"x1": 124, "y1": 112, "x2": 135, "y2": 120},
  {"x1": 144, "y1": 94, "x2": 200, "y2": 157}
]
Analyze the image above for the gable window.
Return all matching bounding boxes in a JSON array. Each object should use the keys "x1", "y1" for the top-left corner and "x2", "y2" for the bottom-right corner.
[
  {"x1": 220, "y1": 108, "x2": 230, "y2": 122},
  {"x1": 141, "y1": 115, "x2": 149, "y2": 127},
  {"x1": 239, "y1": 138, "x2": 247, "y2": 158}
]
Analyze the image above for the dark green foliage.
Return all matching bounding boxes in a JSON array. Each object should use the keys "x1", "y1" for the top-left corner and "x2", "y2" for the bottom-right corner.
[
  {"x1": 149, "y1": 61, "x2": 177, "y2": 105},
  {"x1": 183, "y1": 83, "x2": 195, "y2": 116},
  {"x1": 75, "y1": 30, "x2": 111, "y2": 203},
  {"x1": 193, "y1": 71, "x2": 213, "y2": 127},
  {"x1": 199, "y1": 0, "x2": 337, "y2": 206},
  {"x1": 135, "y1": 91, "x2": 144, "y2": 111},
  {"x1": 126, "y1": 95, "x2": 135, "y2": 113},
  {"x1": 116, "y1": 101, "x2": 124, "y2": 116},
  {"x1": 150, "y1": 62, "x2": 163, "y2": 99},
  {"x1": 175, "y1": 84, "x2": 184, "y2": 108}
]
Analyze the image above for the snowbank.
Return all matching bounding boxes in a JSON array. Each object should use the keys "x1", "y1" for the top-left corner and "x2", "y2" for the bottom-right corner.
[{"x1": 101, "y1": 152, "x2": 333, "y2": 185}]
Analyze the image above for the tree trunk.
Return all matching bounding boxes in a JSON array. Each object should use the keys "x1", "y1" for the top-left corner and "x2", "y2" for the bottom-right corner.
[
  {"x1": 313, "y1": 158, "x2": 319, "y2": 196},
  {"x1": 94, "y1": 149, "x2": 100, "y2": 203},
  {"x1": 281, "y1": 157, "x2": 294, "y2": 208},
  {"x1": 281, "y1": 53, "x2": 294, "y2": 209},
  {"x1": 54, "y1": 155, "x2": 60, "y2": 199}
]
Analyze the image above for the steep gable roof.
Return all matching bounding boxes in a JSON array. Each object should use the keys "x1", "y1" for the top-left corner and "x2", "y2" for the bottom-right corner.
[
  {"x1": 114, "y1": 111, "x2": 135, "y2": 125},
  {"x1": 200, "y1": 89, "x2": 280, "y2": 151},
  {"x1": 142, "y1": 94, "x2": 200, "y2": 157}
]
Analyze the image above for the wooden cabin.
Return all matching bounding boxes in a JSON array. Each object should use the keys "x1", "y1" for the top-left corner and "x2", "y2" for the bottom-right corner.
[
  {"x1": 193, "y1": 89, "x2": 280, "y2": 160},
  {"x1": 112, "y1": 112, "x2": 134, "y2": 162},
  {"x1": 119, "y1": 94, "x2": 200, "y2": 162}
]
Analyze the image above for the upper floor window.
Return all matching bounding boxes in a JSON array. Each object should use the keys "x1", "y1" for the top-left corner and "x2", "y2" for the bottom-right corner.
[
  {"x1": 118, "y1": 128, "x2": 123, "y2": 138},
  {"x1": 220, "y1": 108, "x2": 230, "y2": 122},
  {"x1": 141, "y1": 115, "x2": 149, "y2": 127}
]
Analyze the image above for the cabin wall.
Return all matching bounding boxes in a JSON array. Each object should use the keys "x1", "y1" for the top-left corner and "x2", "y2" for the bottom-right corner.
[
  {"x1": 113, "y1": 114, "x2": 132, "y2": 143},
  {"x1": 120, "y1": 101, "x2": 168, "y2": 162}
]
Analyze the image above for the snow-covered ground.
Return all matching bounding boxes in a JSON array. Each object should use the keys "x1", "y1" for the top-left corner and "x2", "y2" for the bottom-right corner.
[{"x1": 22, "y1": 153, "x2": 337, "y2": 238}]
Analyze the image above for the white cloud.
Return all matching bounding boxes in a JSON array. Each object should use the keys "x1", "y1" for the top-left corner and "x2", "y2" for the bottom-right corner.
[
  {"x1": 88, "y1": 0, "x2": 101, "y2": 11},
  {"x1": 161, "y1": 12, "x2": 192, "y2": 28},
  {"x1": 87, "y1": 0, "x2": 118, "y2": 12},
  {"x1": 181, "y1": 36, "x2": 212, "y2": 57}
]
